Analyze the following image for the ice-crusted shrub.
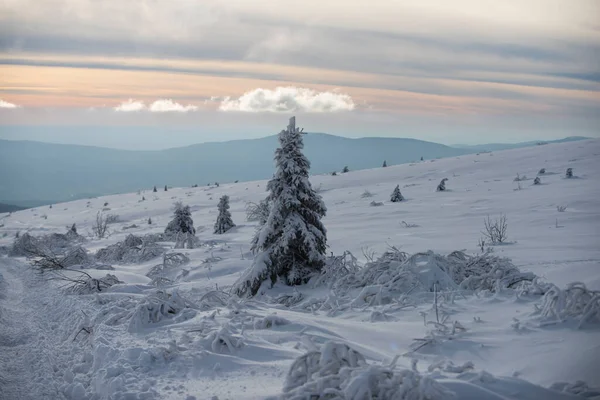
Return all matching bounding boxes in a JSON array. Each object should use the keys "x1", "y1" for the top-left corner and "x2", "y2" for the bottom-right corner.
[
  {"x1": 331, "y1": 249, "x2": 532, "y2": 299},
  {"x1": 436, "y1": 178, "x2": 448, "y2": 192},
  {"x1": 360, "y1": 190, "x2": 373, "y2": 198},
  {"x1": 205, "y1": 326, "x2": 244, "y2": 354},
  {"x1": 10, "y1": 229, "x2": 85, "y2": 257},
  {"x1": 146, "y1": 252, "x2": 190, "y2": 279},
  {"x1": 105, "y1": 214, "x2": 120, "y2": 224},
  {"x1": 198, "y1": 290, "x2": 230, "y2": 311},
  {"x1": 310, "y1": 251, "x2": 360, "y2": 288},
  {"x1": 370, "y1": 201, "x2": 384, "y2": 207},
  {"x1": 9, "y1": 232, "x2": 39, "y2": 256},
  {"x1": 566, "y1": 168, "x2": 573, "y2": 178},
  {"x1": 96, "y1": 234, "x2": 164, "y2": 264},
  {"x1": 245, "y1": 199, "x2": 271, "y2": 224},
  {"x1": 557, "y1": 205, "x2": 567, "y2": 212},
  {"x1": 174, "y1": 232, "x2": 200, "y2": 249},
  {"x1": 550, "y1": 380, "x2": 600, "y2": 397},
  {"x1": 60, "y1": 246, "x2": 92, "y2": 268},
  {"x1": 253, "y1": 314, "x2": 290, "y2": 329},
  {"x1": 68, "y1": 274, "x2": 122, "y2": 295},
  {"x1": 534, "y1": 282, "x2": 600, "y2": 328},
  {"x1": 280, "y1": 342, "x2": 453, "y2": 400},
  {"x1": 128, "y1": 290, "x2": 194, "y2": 332}
]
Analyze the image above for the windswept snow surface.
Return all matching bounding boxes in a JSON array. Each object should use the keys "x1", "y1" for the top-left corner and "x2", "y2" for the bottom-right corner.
[{"x1": 0, "y1": 139, "x2": 599, "y2": 399}]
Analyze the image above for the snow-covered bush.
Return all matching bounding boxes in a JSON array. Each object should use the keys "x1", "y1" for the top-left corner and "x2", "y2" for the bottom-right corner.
[
  {"x1": 9, "y1": 232, "x2": 40, "y2": 256},
  {"x1": 481, "y1": 214, "x2": 508, "y2": 244},
  {"x1": 234, "y1": 117, "x2": 327, "y2": 297},
  {"x1": 105, "y1": 214, "x2": 120, "y2": 224},
  {"x1": 68, "y1": 273, "x2": 122, "y2": 295},
  {"x1": 342, "y1": 166, "x2": 349, "y2": 173},
  {"x1": 164, "y1": 202, "x2": 195, "y2": 237},
  {"x1": 253, "y1": 314, "x2": 290, "y2": 329},
  {"x1": 310, "y1": 251, "x2": 360, "y2": 288},
  {"x1": 538, "y1": 168, "x2": 546, "y2": 175},
  {"x1": 360, "y1": 190, "x2": 373, "y2": 198},
  {"x1": 280, "y1": 342, "x2": 452, "y2": 400},
  {"x1": 128, "y1": 290, "x2": 194, "y2": 332},
  {"x1": 390, "y1": 185, "x2": 404, "y2": 202},
  {"x1": 60, "y1": 246, "x2": 92, "y2": 268},
  {"x1": 245, "y1": 199, "x2": 270, "y2": 224},
  {"x1": 534, "y1": 282, "x2": 600, "y2": 328},
  {"x1": 550, "y1": 380, "x2": 600, "y2": 397},
  {"x1": 205, "y1": 326, "x2": 244, "y2": 354},
  {"x1": 566, "y1": 168, "x2": 573, "y2": 178},
  {"x1": 533, "y1": 177, "x2": 541, "y2": 185},
  {"x1": 369, "y1": 201, "x2": 384, "y2": 207},
  {"x1": 96, "y1": 234, "x2": 164, "y2": 264},
  {"x1": 10, "y1": 229, "x2": 85, "y2": 257},
  {"x1": 214, "y1": 195, "x2": 235, "y2": 234},
  {"x1": 436, "y1": 178, "x2": 448, "y2": 192},
  {"x1": 557, "y1": 205, "x2": 567, "y2": 212},
  {"x1": 174, "y1": 232, "x2": 200, "y2": 249},
  {"x1": 330, "y1": 249, "x2": 532, "y2": 298}
]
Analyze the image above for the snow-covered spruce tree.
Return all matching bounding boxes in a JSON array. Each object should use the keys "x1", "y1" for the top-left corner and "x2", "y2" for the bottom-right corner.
[
  {"x1": 164, "y1": 185, "x2": 168, "y2": 191},
  {"x1": 153, "y1": 186, "x2": 157, "y2": 193},
  {"x1": 382, "y1": 160, "x2": 387, "y2": 167},
  {"x1": 214, "y1": 195, "x2": 235, "y2": 234},
  {"x1": 534, "y1": 177, "x2": 541, "y2": 185},
  {"x1": 390, "y1": 185, "x2": 404, "y2": 202},
  {"x1": 437, "y1": 178, "x2": 448, "y2": 192},
  {"x1": 234, "y1": 117, "x2": 327, "y2": 297},
  {"x1": 164, "y1": 202, "x2": 195, "y2": 236}
]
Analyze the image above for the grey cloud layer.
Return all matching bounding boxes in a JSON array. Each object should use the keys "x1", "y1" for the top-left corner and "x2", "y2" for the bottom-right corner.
[{"x1": 1, "y1": 0, "x2": 599, "y2": 115}]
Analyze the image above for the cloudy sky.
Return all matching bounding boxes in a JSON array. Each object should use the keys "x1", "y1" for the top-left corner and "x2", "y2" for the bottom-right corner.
[{"x1": 0, "y1": 0, "x2": 598, "y2": 149}]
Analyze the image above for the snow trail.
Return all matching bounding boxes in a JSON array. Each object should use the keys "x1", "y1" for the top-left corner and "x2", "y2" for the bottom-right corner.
[{"x1": 0, "y1": 258, "x2": 66, "y2": 400}]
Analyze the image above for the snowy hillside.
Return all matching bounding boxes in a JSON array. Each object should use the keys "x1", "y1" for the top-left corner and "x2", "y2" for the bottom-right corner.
[{"x1": 1, "y1": 139, "x2": 599, "y2": 400}]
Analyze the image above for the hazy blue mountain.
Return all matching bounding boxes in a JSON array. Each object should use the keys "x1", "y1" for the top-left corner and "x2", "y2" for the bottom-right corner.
[
  {"x1": 450, "y1": 136, "x2": 589, "y2": 152},
  {"x1": 0, "y1": 133, "x2": 589, "y2": 207},
  {"x1": 0, "y1": 203, "x2": 26, "y2": 213},
  {"x1": 0, "y1": 133, "x2": 469, "y2": 206}
]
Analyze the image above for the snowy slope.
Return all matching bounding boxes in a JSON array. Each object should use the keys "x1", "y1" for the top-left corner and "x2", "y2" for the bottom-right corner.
[{"x1": 0, "y1": 139, "x2": 599, "y2": 400}]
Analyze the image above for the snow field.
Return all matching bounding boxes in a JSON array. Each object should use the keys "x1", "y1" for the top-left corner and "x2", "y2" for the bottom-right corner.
[{"x1": 0, "y1": 139, "x2": 599, "y2": 399}]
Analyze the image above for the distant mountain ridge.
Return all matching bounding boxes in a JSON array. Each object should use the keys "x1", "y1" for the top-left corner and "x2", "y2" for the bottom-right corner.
[
  {"x1": 450, "y1": 136, "x2": 589, "y2": 152},
  {"x1": 0, "y1": 133, "x2": 589, "y2": 208}
]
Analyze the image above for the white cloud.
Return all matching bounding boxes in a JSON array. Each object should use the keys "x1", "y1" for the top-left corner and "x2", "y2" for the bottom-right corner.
[
  {"x1": 219, "y1": 87, "x2": 355, "y2": 113},
  {"x1": 114, "y1": 99, "x2": 146, "y2": 112},
  {"x1": 148, "y1": 99, "x2": 198, "y2": 113},
  {"x1": 0, "y1": 99, "x2": 20, "y2": 109},
  {"x1": 114, "y1": 99, "x2": 198, "y2": 113}
]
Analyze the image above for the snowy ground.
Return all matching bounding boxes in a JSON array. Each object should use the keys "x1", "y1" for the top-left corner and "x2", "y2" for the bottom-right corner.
[{"x1": 0, "y1": 139, "x2": 599, "y2": 399}]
